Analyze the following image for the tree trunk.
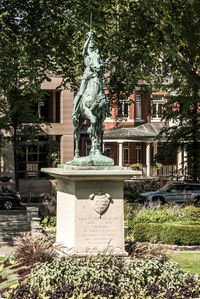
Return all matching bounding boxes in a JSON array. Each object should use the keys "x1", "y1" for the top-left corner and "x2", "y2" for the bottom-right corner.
[
  {"x1": 13, "y1": 126, "x2": 19, "y2": 191},
  {"x1": 190, "y1": 96, "x2": 199, "y2": 182}
]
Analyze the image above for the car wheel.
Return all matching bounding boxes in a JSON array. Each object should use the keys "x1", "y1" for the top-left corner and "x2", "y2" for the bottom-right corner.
[
  {"x1": 194, "y1": 197, "x2": 200, "y2": 207},
  {"x1": 4, "y1": 200, "x2": 13, "y2": 210},
  {"x1": 152, "y1": 196, "x2": 165, "y2": 205}
]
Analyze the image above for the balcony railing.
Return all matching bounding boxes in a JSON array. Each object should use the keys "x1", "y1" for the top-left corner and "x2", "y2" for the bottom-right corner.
[{"x1": 142, "y1": 165, "x2": 177, "y2": 177}]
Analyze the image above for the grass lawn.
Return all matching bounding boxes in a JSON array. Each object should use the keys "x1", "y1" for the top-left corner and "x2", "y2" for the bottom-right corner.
[
  {"x1": 0, "y1": 257, "x2": 5, "y2": 261},
  {"x1": 170, "y1": 252, "x2": 200, "y2": 275}
]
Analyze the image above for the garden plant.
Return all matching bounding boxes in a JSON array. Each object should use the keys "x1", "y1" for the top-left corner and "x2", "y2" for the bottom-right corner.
[
  {"x1": 0, "y1": 233, "x2": 200, "y2": 298},
  {"x1": 125, "y1": 202, "x2": 200, "y2": 246}
]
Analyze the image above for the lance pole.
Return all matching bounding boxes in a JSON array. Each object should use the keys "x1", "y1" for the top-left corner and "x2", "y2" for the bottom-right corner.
[{"x1": 90, "y1": 13, "x2": 92, "y2": 32}]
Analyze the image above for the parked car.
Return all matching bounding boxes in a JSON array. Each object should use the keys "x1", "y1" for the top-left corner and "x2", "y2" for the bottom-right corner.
[
  {"x1": 0, "y1": 186, "x2": 21, "y2": 209},
  {"x1": 138, "y1": 183, "x2": 200, "y2": 206}
]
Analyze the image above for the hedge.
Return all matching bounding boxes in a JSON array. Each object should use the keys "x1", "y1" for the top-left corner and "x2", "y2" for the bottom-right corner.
[{"x1": 133, "y1": 222, "x2": 200, "y2": 245}]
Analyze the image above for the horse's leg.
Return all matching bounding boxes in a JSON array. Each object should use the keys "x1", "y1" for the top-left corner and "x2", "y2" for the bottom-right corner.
[
  {"x1": 95, "y1": 116, "x2": 105, "y2": 155},
  {"x1": 73, "y1": 117, "x2": 84, "y2": 159},
  {"x1": 84, "y1": 107, "x2": 97, "y2": 155},
  {"x1": 74, "y1": 126, "x2": 80, "y2": 158}
]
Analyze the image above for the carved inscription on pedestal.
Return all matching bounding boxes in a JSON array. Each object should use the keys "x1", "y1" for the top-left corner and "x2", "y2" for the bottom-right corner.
[{"x1": 78, "y1": 215, "x2": 121, "y2": 249}]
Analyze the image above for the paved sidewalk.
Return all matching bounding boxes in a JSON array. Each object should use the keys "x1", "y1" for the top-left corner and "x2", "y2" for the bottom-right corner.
[{"x1": 0, "y1": 246, "x2": 15, "y2": 257}]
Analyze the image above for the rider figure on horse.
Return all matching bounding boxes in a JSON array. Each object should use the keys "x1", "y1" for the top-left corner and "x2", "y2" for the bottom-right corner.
[{"x1": 72, "y1": 32, "x2": 109, "y2": 123}]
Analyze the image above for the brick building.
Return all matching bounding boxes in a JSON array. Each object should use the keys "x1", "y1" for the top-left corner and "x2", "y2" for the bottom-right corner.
[
  {"x1": 102, "y1": 91, "x2": 178, "y2": 177},
  {"x1": 0, "y1": 77, "x2": 75, "y2": 197},
  {"x1": 0, "y1": 77, "x2": 187, "y2": 197}
]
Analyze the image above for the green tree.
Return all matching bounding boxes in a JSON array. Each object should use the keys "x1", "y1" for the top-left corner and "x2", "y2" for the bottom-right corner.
[
  {"x1": 101, "y1": 0, "x2": 200, "y2": 180},
  {"x1": 0, "y1": 87, "x2": 44, "y2": 190},
  {"x1": 2, "y1": 0, "x2": 200, "y2": 182},
  {"x1": 0, "y1": 2, "x2": 55, "y2": 190},
  {"x1": 0, "y1": 0, "x2": 117, "y2": 190}
]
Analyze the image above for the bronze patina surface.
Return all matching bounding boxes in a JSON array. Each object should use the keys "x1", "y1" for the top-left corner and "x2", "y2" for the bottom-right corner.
[{"x1": 67, "y1": 30, "x2": 113, "y2": 166}]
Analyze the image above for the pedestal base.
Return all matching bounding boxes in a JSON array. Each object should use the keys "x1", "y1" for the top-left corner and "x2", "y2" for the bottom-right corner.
[{"x1": 42, "y1": 166, "x2": 139, "y2": 256}]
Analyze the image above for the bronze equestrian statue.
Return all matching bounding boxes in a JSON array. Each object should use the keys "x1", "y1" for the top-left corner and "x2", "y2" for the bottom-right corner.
[{"x1": 67, "y1": 31, "x2": 113, "y2": 166}]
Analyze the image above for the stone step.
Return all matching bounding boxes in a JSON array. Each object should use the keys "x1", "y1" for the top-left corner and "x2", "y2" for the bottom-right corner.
[
  {"x1": 0, "y1": 219, "x2": 30, "y2": 225},
  {"x1": 0, "y1": 236, "x2": 26, "y2": 242},
  {"x1": 0, "y1": 221, "x2": 30, "y2": 228},
  {"x1": 0, "y1": 216, "x2": 30, "y2": 221},
  {"x1": 0, "y1": 207, "x2": 41, "y2": 249},
  {"x1": 0, "y1": 221, "x2": 30, "y2": 227},
  {"x1": 0, "y1": 225, "x2": 31, "y2": 232},
  {"x1": 0, "y1": 229, "x2": 31, "y2": 236},
  {"x1": 0, "y1": 209, "x2": 26, "y2": 215},
  {"x1": 0, "y1": 230, "x2": 29, "y2": 236},
  {"x1": 0, "y1": 231, "x2": 29, "y2": 243}
]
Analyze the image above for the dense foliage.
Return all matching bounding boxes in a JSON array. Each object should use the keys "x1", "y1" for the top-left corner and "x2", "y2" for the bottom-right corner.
[
  {"x1": 8, "y1": 255, "x2": 200, "y2": 298},
  {"x1": 0, "y1": 258, "x2": 32, "y2": 297},
  {"x1": 130, "y1": 204, "x2": 185, "y2": 226},
  {"x1": 41, "y1": 216, "x2": 56, "y2": 231},
  {"x1": 127, "y1": 203, "x2": 200, "y2": 245},
  {"x1": 1, "y1": 0, "x2": 200, "y2": 181},
  {"x1": 126, "y1": 203, "x2": 200, "y2": 226},
  {"x1": 133, "y1": 222, "x2": 200, "y2": 245}
]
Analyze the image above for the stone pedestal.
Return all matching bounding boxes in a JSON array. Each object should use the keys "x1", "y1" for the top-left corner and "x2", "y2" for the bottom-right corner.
[{"x1": 42, "y1": 166, "x2": 140, "y2": 255}]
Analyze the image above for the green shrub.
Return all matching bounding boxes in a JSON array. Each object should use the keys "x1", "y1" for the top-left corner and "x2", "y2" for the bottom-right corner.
[
  {"x1": 124, "y1": 202, "x2": 141, "y2": 226},
  {"x1": 41, "y1": 216, "x2": 56, "y2": 231},
  {"x1": 130, "y1": 204, "x2": 184, "y2": 227},
  {"x1": 182, "y1": 205, "x2": 200, "y2": 222},
  {"x1": 29, "y1": 256, "x2": 195, "y2": 294},
  {"x1": 124, "y1": 190, "x2": 140, "y2": 202},
  {"x1": 7, "y1": 254, "x2": 200, "y2": 298},
  {"x1": 133, "y1": 222, "x2": 200, "y2": 245}
]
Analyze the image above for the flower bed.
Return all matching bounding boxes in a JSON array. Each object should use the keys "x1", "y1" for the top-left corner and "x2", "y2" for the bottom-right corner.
[
  {"x1": 0, "y1": 258, "x2": 32, "y2": 297},
  {"x1": 0, "y1": 255, "x2": 199, "y2": 299}
]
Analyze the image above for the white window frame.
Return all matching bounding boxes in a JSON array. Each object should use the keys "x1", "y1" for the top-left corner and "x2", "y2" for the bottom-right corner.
[
  {"x1": 117, "y1": 99, "x2": 130, "y2": 120},
  {"x1": 123, "y1": 142, "x2": 130, "y2": 165},
  {"x1": 152, "y1": 95, "x2": 164, "y2": 121},
  {"x1": 135, "y1": 142, "x2": 142, "y2": 164},
  {"x1": 135, "y1": 95, "x2": 142, "y2": 120}
]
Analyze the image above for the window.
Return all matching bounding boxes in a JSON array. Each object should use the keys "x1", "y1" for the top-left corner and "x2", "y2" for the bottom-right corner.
[
  {"x1": 39, "y1": 90, "x2": 61, "y2": 123},
  {"x1": 56, "y1": 91, "x2": 61, "y2": 123},
  {"x1": 104, "y1": 142, "x2": 111, "y2": 157},
  {"x1": 123, "y1": 143, "x2": 130, "y2": 165},
  {"x1": 185, "y1": 184, "x2": 200, "y2": 191},
  {"x1": 85, "y1": 140, "x2": 91, "y2": 156},
  {"x1": 152, "y1": 95, "x2": 164, "y2": 119},
  {"x1": 118, "y1": 100, "x2": 129, "y2": 119},
  {"x1": 135, "y1": 95, "x2": 142, "y2": 120},
  {"x1": 168, "y1": 185, "x2": 184, "y2": 193},
  {"x1": 17, "y1": 136, "x2": 58, "y2": 179},
  {"x1": 135, "y1": 142, "x2": 142, "y2": 164}
]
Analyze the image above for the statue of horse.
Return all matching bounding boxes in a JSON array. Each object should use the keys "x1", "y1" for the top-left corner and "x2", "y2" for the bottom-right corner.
[{"x1": 72, "y1": 51, "x2": 109, "y2": 158}]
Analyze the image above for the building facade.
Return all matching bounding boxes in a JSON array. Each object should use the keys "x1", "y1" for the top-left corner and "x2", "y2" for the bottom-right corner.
[
  {"x1": 0, "y1": 78, "x2": 187, "y2": 197},
  {"x1": 0, "y1": 77, "x2": 75, "y2": 197}
]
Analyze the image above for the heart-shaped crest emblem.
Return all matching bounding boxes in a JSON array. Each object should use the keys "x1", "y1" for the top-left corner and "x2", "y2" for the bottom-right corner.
[{"x1": 89, "y1": 192, "x2": 111, "y2": 217}]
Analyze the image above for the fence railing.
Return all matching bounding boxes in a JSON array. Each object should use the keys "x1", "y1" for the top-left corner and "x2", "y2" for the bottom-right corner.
[{"x1": 142, "y1": 165, "x2": 177, "y2": 177}]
